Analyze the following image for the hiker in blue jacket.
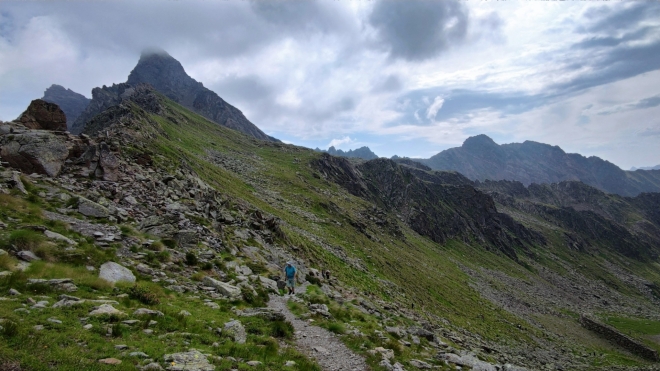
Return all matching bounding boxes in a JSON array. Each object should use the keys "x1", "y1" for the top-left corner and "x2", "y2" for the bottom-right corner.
[{"x1": 284, "y1": 261, "x2": 297, "y2": 295}]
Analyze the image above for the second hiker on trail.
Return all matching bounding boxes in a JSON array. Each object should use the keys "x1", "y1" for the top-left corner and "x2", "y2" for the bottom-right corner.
[{"x1": 284, "y1": 261, "x2": 297, "y2": 295}]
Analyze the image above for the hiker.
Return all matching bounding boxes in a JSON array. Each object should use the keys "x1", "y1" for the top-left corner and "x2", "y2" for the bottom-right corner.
[{"x1": 284, "y1": 261, "x2": 297, "y2": 295}]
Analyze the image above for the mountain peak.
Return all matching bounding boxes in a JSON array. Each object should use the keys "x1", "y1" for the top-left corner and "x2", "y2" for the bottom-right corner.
[
  {"x1": 125, "y1": 49, "x2": 275, "y2": 141},
  {"x1": 462, "y1": 134, "x2": 498, "y2": 149}
]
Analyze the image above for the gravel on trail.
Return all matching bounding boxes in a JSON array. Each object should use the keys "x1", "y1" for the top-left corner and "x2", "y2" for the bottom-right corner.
[{"x1": 268, "y1": 294, "x2": 369, "y2": 371}]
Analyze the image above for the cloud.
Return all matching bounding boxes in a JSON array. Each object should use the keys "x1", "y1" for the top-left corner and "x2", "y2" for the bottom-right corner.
[
  {"x1": 368, "y1": 0, "x2": 468, "y2": 61},
  {"x1": 638, "y1": 127, "x2": 660, "y2": 137},
  {"x1": 598, "y1": 94, "x2": 660, "y2": 115},
  {"x1": 328, "y1": 136, "x2": 354, "y2": 148},
  {"x1": 426, "y1": 96, "x2": 445, "y2": 120}
]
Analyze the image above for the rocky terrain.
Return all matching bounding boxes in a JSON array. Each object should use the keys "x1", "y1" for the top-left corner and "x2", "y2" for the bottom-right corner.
[
  {"x1": 0, "y1": 79, "x2": 659, "y2": 371},
  {"x1": 41, "y1": 84, "x2": 90, "y2": 129},
  {"x1": 415, "y1": 134, "x2": 660, "y2": 197}
]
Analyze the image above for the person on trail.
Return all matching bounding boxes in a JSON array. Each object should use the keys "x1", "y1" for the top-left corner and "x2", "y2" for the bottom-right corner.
[{"x1": 284, "y1": 261, "x2": 297, "y2": 295}]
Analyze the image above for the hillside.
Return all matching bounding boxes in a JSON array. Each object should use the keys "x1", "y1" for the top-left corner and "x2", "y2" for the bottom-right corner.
[
  {"x1": 1, "y1": 90, "x2": 660, "y2": 370},
  {"x1": 418, "y1": 135, "x2": 660, "y2": 197}
]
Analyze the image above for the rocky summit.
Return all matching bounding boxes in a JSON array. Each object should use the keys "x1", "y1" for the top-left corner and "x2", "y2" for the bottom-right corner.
[
  {"x1": 1, "y1": 76, "x2": 660, "y2": 371},
  {"x1": 416, "y1": 134, "x2": 660, "y2": 197},
  {"x1": 41, "y1": 84, "x2": 91, "y2": 129},
  {"x1": 126, "y1": 49, "x2": 275, "y2": 142}
]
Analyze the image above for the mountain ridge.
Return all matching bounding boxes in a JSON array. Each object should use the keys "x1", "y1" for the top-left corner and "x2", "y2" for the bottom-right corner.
[
  {"x1": 41, "y1": 84, "x2": 90, "y2": 129},
  {"x1": 314, "y1": 146, "x2": 378, "y2": 160},
  {"x1": 415, "y1": 134, "x2": 660, "y2": 197}
]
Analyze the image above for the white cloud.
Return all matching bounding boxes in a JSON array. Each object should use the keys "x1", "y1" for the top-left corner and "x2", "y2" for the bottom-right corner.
[
  {"x1": 327, "y1": 136, "x2": 354, "y2": 148},
  {"x1": 426, "y1": 96, "x2": 445, "y2": 120}
]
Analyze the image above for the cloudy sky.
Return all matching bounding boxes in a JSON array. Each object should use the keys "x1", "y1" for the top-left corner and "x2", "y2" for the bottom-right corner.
[{"x1": 1, "y1": 0, "x2": 659, "y2": 169}]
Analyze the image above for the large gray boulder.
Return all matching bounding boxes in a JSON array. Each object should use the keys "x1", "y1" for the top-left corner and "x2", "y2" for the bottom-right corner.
[
  {"x1": 78, "y1": 198, "x2": 109, "y2": 218},
  {"x1": 223, "y1": 320, "x2": 246, "y2": 344},
  {"x1": 203, "y1": 276, "x2": 241, "y2": 298},
  {"x1": 99, "y1": 262, "x2": 135, "y2": 284},
  {"x1": 0, "y1": 130, "x2": 70, "y2": 176}
]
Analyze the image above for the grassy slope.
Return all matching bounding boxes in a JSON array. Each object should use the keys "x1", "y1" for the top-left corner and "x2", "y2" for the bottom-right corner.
[{"x1": 144, "y1": 96, "x2": 660, "y2": 365}]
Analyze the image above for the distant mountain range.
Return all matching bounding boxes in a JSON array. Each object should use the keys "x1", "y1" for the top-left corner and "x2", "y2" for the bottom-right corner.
[
  {"x1": 315, "y1": 146, "x2": 378, "y2": 160},
  {"x1": 41, "y1": 49, "x2": 275, "y2": 141},
  {"x1": 631, "y1": 165, "x2": 660, "y2": 171},
  {"x1": 412, "y1": 134, "x2": 660, "y2": 197}
]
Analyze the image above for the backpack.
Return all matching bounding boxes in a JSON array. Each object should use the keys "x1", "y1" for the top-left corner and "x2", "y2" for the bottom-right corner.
[{"x1": 285, "y1": 265, "x2": 296, "y2": 278}]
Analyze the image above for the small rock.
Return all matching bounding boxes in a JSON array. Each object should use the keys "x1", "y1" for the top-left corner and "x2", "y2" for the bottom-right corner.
[
  {"x1": 16, "y1": 250, "x2": 40, "y2": 262},
  {"x1": 284, "y1": 361, "x2": 296, "y2": 367},
  {"x1": 179, "y1": 310, "x2": 192, "y2": 317},
  {"x1": 115, "y1": 344, "x2": 129, "y2": 350},
  {"x1": 143, "y1": 363, "x2": 164, "y2": 371},
  {"x1": 133, "y1": 308, "x2": 164, "y2": 316},
  {"x1": 78, "y1": 198, "x2": 109, "y2": 218},
  {"x1": 33, "y1": 325, "x2": 44, "y2": 331},
  {"x1": 83, "y1": 324, "x2": 93, "y2": 330},
  {"x1": 129, "y1": 351, "x2": 149, "y2": 358},
  {"x1": 47, "y1": 318, "x2": 62, "y2": 324},
  {"x1": 246, "y1": 361, "x2": 262, "y2": 366},
  {"x1": 98, "y1": 358, "x2": 122, "y2": 365},
  {"x1": 410, "y1": 359, "x2": 432, "y2": 369},
  {"x1": 143, "y1": 329, "x2": 154, "y2": 335},
  {"x1": 44, "y1": 230, "x2": 77, "y2": 245},
  {"x1": 9, "y1": 288, "x2": 21, "y2": 296}
]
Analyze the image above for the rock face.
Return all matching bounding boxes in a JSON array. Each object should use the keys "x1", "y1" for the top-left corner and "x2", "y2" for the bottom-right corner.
[
  {"x1": 71, "y1": 83, "x2": 161, "y2": 135},
  {"x1": 41, "y1": 84, "x2": 90, "y2": 129},
  {"x1": 202, "y1": 276, "x2": 241, "y2": 298},
  {"x1": 416, "y1": 134, "x2": 660, "y2": 197},
  {"x1": 99, "y1": 262, "x2": 136, "y2": 284},
  {"x1": 126, "y1": 49, "x2": 275, "y2": 142},
  {"x1": 16, "y1": 99, "x2": 67, "y2": 131}
]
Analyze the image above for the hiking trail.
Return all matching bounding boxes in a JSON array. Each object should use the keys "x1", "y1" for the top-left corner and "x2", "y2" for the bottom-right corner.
[{"x1": 268, "y1": 294, "x2": 369, "y2": 371}]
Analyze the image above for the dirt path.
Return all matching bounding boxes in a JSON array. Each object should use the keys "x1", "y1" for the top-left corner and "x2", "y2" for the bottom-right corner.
[{"x1": 268, "y1": 294, "x2": 369, "y2": 371}]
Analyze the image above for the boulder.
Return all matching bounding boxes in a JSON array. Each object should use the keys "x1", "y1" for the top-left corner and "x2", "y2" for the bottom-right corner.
[
  {"x1": 16, "y1": 250, "x2": 40, "y2": 262},
  {"x1": 133, "y1": 308, "x2": 164, "y2": 316},
  {"x1": 78, "y1": 198, "x2": 109, "y2": 218},
  {"x1": 163, "y1": 349, "x2": 215, "y2": 371},
  {"x1": 258, "y1": 276, "x2": 278, "y2": 292},
  {"x1": 223, "y1": 320, "x2": 246, "y2": 344},
  {"x1": 203, "y1": 276, "x2": 241, "y2": 298},
  {"x1": 44, "y1": 230, "x2": 77, "y2": 245},
  {"x1": 238, "y1": 307, "x2": 286, "y2": 321},
  {"x1": 99, "y1": 262, "x2": 136, "y2": 284},
  {"x1": 16, "y1": 99, "x2": 67, "y2": 131},
  {"x1": 1, "y1": 131, "x2": 70, "y2": 176},
  {"x1": 89, "y1": 304, "x2": 126, "y2": 317}
]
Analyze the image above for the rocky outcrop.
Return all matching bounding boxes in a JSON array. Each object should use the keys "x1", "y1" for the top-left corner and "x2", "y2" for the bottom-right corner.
[
  {"x1": 41, "y1": 84, "x2": 90, "y2": 128},
  {"x1": 0, "y1": 130, "x2": 70, "y2": 176},
  {"x1": 418, "y1": 134, "x2": 660, "y2": 197},
  {"x1": 580, "y1": 315, "x2": 659, "y2": 361},
  {"x1": 314, "y1": 155, "x2": 544, "y2": 260},
  {"x1": 126, "y1": 49, "x2": 275, "y2": 141},
  {"x1": 16, "y1": 99, "x2": 67, "y2": 131},
  {"x1": 71, "y1": 83, "x2": 161, "y2": 135}
]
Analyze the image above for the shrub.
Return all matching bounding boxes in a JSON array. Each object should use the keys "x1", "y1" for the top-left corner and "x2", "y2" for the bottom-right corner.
[
  {"x1": 201, "y1": 262, "x2": 213, "y2": 271},
  {"x1": 8, "y1": 230, "x2": 44, "y2": 251},
  {"x1": 65, "y1": 197, "x2": 79, "y2": 208},
  {"x1": 191, "y1": 272, "x2": 206, "y2": 281},
  {"x1": 327, "y1": 322, "x2": 346, "y2": 335},
  {"x1": 305, "y1": 273, "x2": 323, "y2": 287},
  {"x1": 147, "y1": 241, "x2": 164, "y2": 251},
  {"x1": 185, "y1": 252, "x2": 198, "y2": 266},
  {"x1": 162, "y1": 239, "x2": 177, "y2": 249},
  {"x1": 270, "y1": 320, "x2": 294, "y2": 339},
  {"x1": 246, "y1": 261, "x2": 266, "y2": 274},
  {"x1": 129, "y1": 284, "x2": 161, "y2": 305},
  {"x1": 1, "y1": 320, "x2": 19, "y2": 338}
]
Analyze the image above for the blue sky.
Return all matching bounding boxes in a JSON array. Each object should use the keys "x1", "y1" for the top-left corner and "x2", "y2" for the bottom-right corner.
[{"x1": 1, "y1": 0, "x2": 659, "y2": 169}]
